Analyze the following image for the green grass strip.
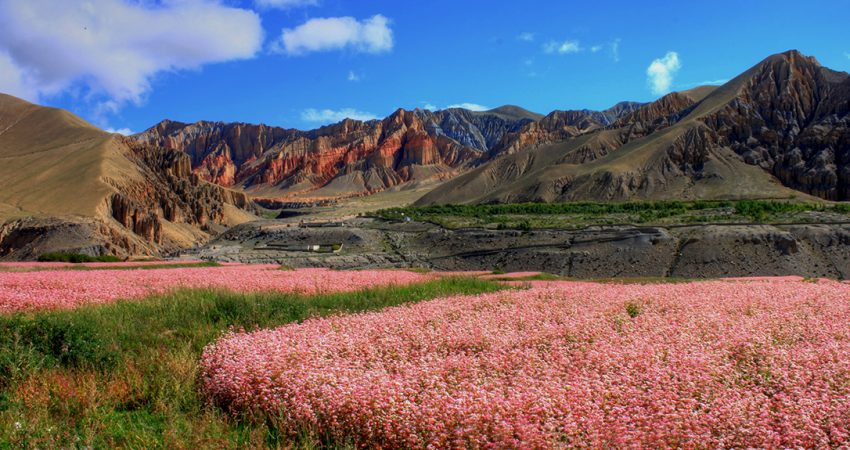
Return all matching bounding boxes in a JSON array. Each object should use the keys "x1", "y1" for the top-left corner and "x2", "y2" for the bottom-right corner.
[
  {"x1": 372, "y1": 199, "x2": 850, "y2": 227},
  {"x1": 0, "y1": 276, "x2": 506, "y2": 448}
]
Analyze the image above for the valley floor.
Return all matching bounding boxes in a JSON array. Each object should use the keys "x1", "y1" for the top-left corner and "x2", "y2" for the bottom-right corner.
[{"x1": 192, "y1": 215, "x2": 850, "y2": 279}]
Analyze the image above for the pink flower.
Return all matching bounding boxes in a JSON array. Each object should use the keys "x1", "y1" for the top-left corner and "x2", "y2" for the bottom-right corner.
[
  {"x1": 200, "y1": 279, "x2": 850, "y2": 447},
  {"x1": 0, "y1": 266, "x2": 432, "y2": 313}
]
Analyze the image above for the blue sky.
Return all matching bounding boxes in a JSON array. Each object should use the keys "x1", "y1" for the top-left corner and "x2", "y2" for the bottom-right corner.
[{"x1": 1, "y1": 0, "x2": 849, "y2": 134}]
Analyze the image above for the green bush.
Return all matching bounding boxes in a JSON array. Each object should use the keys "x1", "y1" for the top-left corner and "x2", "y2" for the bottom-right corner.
[
  {"x1": 37, "y1": 252, "x2": 122, "y2": 263},
  {"x1": 374, "y1": 200, "x2": 740, "y2": 221},
  {"x1": 372, "y1": 199, "x2": 850, "y2": 228},
  {"x1": 625, "y1": 302, "x2": 642, "y2": 318},
  {"x1": 0, "y1": 314, "x2": 116, "y2": 384},
  {"x1": 0, "y1": 277, "x2": 504, "y2": 392}
]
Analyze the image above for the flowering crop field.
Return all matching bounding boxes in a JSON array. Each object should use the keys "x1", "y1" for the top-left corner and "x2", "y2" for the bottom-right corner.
[
  {"x1": 201, "y1": 279, "x2": 850, "y2": 448},
  {"x1": 0, "y1": 266, "x2": 431, "y2": 313}
]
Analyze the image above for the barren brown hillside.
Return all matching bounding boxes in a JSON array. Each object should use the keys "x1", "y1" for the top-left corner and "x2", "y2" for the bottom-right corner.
[
  {"x1": 0, "y1": 94, "x2": 257, "y2": 259},
  {"x1": 416, "y1": 50, "x2": 849, "y2": 205}
]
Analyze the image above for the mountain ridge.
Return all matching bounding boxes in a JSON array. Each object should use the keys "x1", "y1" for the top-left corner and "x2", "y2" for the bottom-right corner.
[
  {"x1": 133, "y1": 102, "x2": 639, "y2": 200},
  {"x1": 133, "y1": 106, "x2": 545, "y2": 200},
  {"x1": 417, "y1": 49, "x2": 850, "y2": 204}
]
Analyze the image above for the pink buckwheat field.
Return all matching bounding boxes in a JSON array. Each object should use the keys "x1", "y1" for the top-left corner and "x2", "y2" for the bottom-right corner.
[
  {"x1": 200, "y1": 279, "x2": 850, "y2": 448},
  {"x1": 0, "y1": 266, "x2": 432, "y2": 313}
]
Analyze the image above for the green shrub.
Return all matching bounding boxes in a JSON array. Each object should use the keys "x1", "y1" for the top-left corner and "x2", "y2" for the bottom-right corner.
[
  {"x1": 625, "y1": 302, "x2": 642, "y2": 318},
  {"x1": 37, "y1": 252, "x2": 122, "y2": 263},
  {"x1": 371, "y1": 199, "x2": 850, "y2": 229},
  {"x1": 0, "y1": 314, "x2": 116, "y2": 382}
]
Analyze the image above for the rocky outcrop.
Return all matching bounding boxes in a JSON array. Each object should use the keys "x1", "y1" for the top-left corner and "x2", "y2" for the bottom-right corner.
[
  {"x1": 109, "y1": 193, "x2": 163, "y2": 244},
  {"x1": 0, "y1": 92, "x2": 260, "y2": 260},
  {"x1": 96, "y1": 143, "x2": 260, "y2": 256},
  {"x1": 96, "y1": 142, "x2": 259, "y2": 255},
  {"x1": 0, "y1": 217, "x2": 159, "y2": 260},
  {"x1": 117, "y1": 141, "x2": 255, "y2": 227}
]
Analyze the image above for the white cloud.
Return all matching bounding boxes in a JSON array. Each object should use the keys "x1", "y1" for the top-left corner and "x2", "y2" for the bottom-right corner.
[
  {"x1": 543, "y1": 40, "x2": 581, "y2": 55},
  {"x1": 0, "y1": 51, "x2": 36, "y2": 101},
  {"x1": 690, "y1": 78, "x2": 729, "y2": 86},
  {"x1": 254, "y1": 0, "x2": 318, "y2": 9},
  {"x1": 347, "y1": 70, "x2": 361, "y2": 82},
  {"x1": 588, "y1": 39, "x2": 620, "y2": 61},
  {"x1": 517, "y1": 32, "x2": 535, "y2": 42},
  {"x1": 421, "y1": 102, "x2": 490, "y2": 112},
  {"x1": 611, "y1": 38, "x2": 621, "y2": 62},
  {"x1": 275, "y1": 15, "x2": 393, "y2": 55},
  {"x1": 446, "y1": 103, "x2": 489, "y2": 111},
  {"x1": 646, "y1": 51, "x2": 681, "y2": 95},
  {"x1": 520, "y1": 58, "x2": 538, "y2": 77},
  {"x1": 301, "y1": 108, "x2": 378, "y2": 124},
  {"x1": 105, "y1": 127, "x2": 133, "y2": 136},
  {"x1": 845, "y1": 52, "x2": 850, "y2": 59},
  {"x1": 0, "y1": 0, "x2": 262, "y2": 110}
]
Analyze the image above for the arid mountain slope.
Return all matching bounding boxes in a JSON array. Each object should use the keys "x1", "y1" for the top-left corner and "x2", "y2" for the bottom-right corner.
[
  {"x1": 0, "y1": 94, "x2": 257, "y2": 259},
  {"x1": 134, "y1": 106, "x2": 543, "y2": 200},
  {"x1": 417, "y1": 50, "x2": 849, "y2": 205},
  {"x1": 488, "y1": 101, "x2": 645, "y2": 157}
]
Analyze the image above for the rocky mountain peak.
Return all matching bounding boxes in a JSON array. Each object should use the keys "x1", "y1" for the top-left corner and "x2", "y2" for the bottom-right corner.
[
  {"x1": 775, "y1": 49, "x2": 821, "y2": 67},
  {"x1": 483, "y1": 105, "x2": 545, "y2": 121}
]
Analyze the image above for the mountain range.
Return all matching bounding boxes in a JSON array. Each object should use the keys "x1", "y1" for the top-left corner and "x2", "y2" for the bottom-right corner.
[
  {"x1": 134, "y1": 105, "x2": 545, "y2": 201},
  {"x1": 0, "y1": 49, "x2": 847, "y2": 258},
  {"x1": 134, "y1": 50, "x2": 850, "y2": 206}
]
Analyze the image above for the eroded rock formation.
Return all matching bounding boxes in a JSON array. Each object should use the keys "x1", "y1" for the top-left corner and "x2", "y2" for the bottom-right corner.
[{"x1": 134, "y1": 107, "x2": 541, "y2": 198}]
